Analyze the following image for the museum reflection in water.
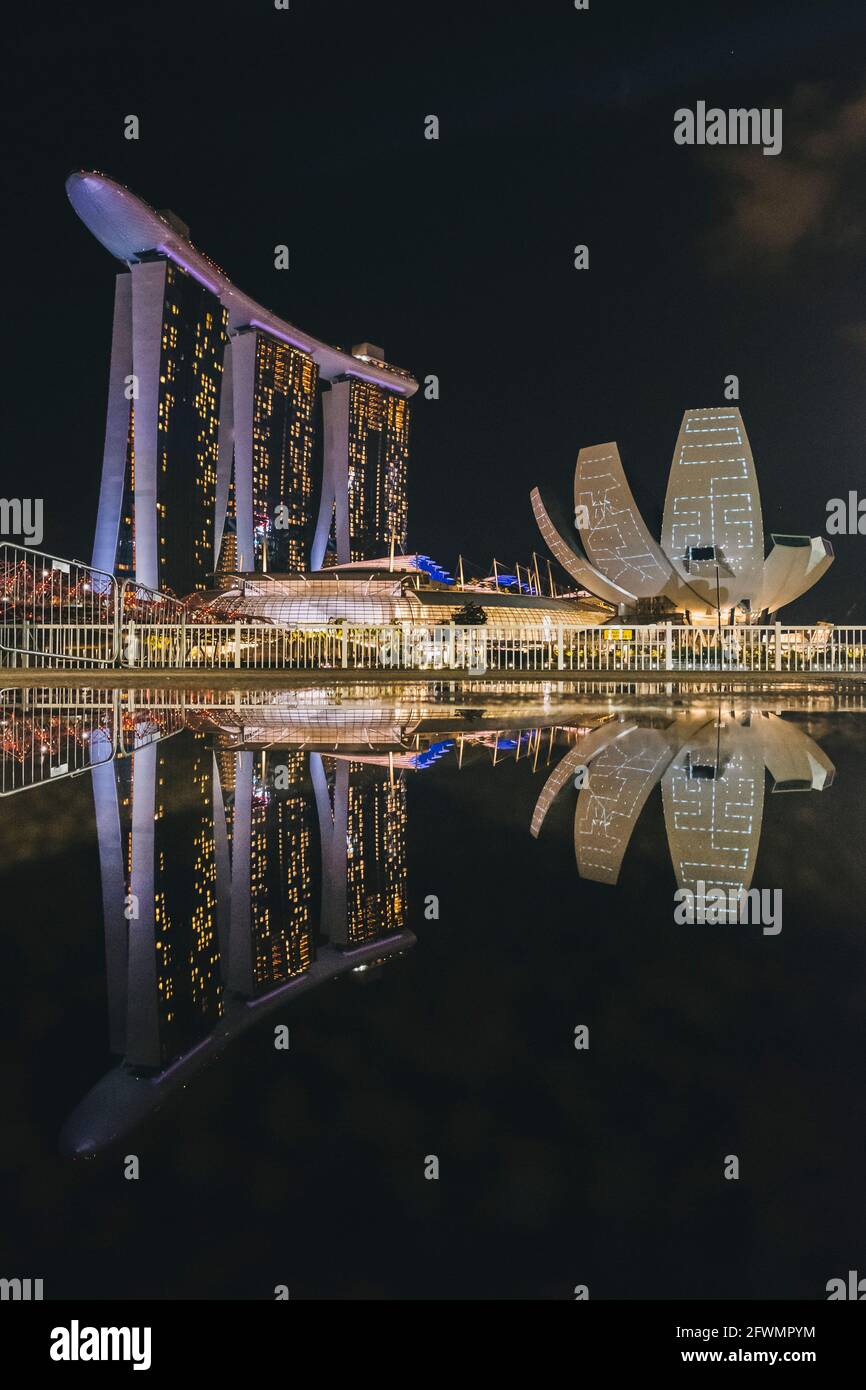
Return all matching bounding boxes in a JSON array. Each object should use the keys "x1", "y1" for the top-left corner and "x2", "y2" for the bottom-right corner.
[
  {"x1": 0, "y1": 685, "x2": 848, "y2": 1155},
  {"x1": 531, "y1": 706, "x2": 835, "y2": 904}
]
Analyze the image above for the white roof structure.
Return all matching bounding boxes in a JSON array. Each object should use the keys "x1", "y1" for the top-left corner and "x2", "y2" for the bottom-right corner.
[
  {"x1": 188, "y1": 572, "x2": 612, "y2": 629},
  {"x1": 66, "y1": 171, "x2": 417, "y2": 398},
  {"x1": 662, "y1": 408, "x2": 765, "y2": 610},
  {"x1": 533, "y1": 408, "x2": 833, "y2": 620}
]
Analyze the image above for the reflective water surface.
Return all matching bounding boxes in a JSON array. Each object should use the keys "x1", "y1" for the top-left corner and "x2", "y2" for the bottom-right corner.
[{"x1": 1, "y1": 682, "x2": 864, "y2": 1299}]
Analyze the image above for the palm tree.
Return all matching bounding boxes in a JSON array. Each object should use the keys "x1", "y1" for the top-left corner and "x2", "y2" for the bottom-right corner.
[{"x1": 452, "y1": 600, "x2": 487, "y2": 626}]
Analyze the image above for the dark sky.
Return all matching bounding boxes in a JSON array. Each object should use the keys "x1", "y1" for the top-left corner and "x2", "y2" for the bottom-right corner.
[{"x1": 6, "y1": 0, "x2": 866, "y2": 617}]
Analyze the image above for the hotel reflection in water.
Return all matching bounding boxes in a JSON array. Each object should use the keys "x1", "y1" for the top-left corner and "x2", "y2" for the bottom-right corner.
[
  {"x1": 90, "y1": 716, "x2": 411, "y2": 1099},
  {"x1": 0, "y1": 688, "x2": 846, "y2": 1154}
]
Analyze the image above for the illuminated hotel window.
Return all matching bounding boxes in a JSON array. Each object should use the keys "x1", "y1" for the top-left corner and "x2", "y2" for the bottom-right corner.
[
  {"x1": 248, "y1": 333, "x2": 319, "y2": 573},
  {"x1": 121, "y1": 256, "x2": 228, "y2": 595}
]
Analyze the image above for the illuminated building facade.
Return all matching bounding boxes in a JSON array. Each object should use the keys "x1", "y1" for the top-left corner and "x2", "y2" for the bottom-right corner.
[
  {"x1": 154, "y1": 261, "x2": 226, "y2": 595},
  {"x1": 313, "y1": 755, "x2": 408, "y2": 948},
  {"x1": 216, "y1": 330, "x2": 319, "y2": 574},
  {"x1": 312, "y1": 353, "x2": 411, "y2": 568},
  {"x1": 67, "y1": 173, "x2": 417, "y2": 592},
  {"x1": 75, "y1": 729, "x2": 416, "y2": 1156},
  {"x1": 532, "y1": 407, "x2": 834, "y2": 622},
  {"x1": 116, "y1": 404, "x2": 135, "y2": 577},
  {"x1": 150, "y1": 733, "x2": 223, "y2": 1061},
  {"x1": 345, "y1": 765, "x2": 408, "y2": 944},
  {"x1": 94, "y1": 733, "x2": 224, "y2": 1072},
  {"x1": 264, "y1": 752, "x2": 315, "y2": 979},
  {"x1": 217, "y1": 749, "x2": 315, "y2": 996},
  {"x1": 91, "y1": 257, "x2": 227, "y2": 595}
]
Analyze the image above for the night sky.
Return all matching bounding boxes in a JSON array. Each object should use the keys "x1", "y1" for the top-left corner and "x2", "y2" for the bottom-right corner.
[{"x1": 7, "y1": 0, "x2": 866, "y2": 617}]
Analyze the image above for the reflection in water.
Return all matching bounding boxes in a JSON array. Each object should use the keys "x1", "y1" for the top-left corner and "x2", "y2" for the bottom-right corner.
[
  {"x1": 71, "y1": 736, "x2": 414, "y2": 1156},
  {"x1": 0, "y1": 686, "x2": 845, "y2": 1155},
  {"x1": 0, "y1": 687, "x2": 184, "y2": 795},
  {"x1": 532, "y1": 709, "x2": 835, "y2": 916}
]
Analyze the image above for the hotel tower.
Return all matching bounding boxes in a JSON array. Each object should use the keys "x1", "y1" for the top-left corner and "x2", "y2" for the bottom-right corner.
[{"x1": 67, "y1": 172, "x2": 417, "y2": 594}]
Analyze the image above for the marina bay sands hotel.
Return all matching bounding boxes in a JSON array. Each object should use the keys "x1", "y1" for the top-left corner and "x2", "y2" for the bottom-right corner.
[
  {"x1": 68, "y1": 171, "x2": 834, "y2": 625},
  {"x1": 67, "y1": 171, "x2": 418, "y2": 596}
]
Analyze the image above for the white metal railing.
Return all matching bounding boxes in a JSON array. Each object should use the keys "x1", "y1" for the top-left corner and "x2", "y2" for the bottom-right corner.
[
  {"x1": 109, "y1": 620, "x2": 866, "y2": 674},
  {"x1": 0, "y1": 543, "x2": 118, "y2": 666},
  {"x1": 122, "y1": 622, "x2": 557, "y2": 672},
  {"x1": 0, "y1": 686, "x2": 187, "y2": 795},
  {"x1": 0, "y1": 686, "x2": 117, "y2": 795},
  {"x1": 119, "y1": 578, "x2": 185, "y2": 629},
  {"x1": 2, "y1": 615, "x2": 865, "y2": 675},
  {"x1": 561, "y1": 623, "x2": 866, "y2": 674}
]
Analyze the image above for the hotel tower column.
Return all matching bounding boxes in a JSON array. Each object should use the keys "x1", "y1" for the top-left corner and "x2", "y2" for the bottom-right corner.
[
  {"x1": 92, "y1": 272, "x2": 133, "y2": 578},
  {"x1": 130, "y1": 260, "x2": 169, "y2": 593},
  {"x1": 312, "y1": 380, "x2": 352, "y2": 569}
]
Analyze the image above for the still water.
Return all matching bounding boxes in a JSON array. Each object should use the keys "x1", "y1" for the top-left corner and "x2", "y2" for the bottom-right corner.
[{"x1": 1, "y1": 682, "x2": 864, "y2": 1300}]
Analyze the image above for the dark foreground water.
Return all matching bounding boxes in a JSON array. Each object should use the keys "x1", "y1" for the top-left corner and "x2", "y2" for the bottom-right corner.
[{"x1": 1, "y1": 682, "x2": 864, "y2": 1300}]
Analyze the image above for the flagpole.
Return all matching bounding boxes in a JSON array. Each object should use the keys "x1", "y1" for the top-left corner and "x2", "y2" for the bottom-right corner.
[{"x1": 533, "y1": 553, "x2": 542, "y2": 596}]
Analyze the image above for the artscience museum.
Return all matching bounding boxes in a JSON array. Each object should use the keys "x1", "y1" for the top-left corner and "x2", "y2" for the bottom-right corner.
[{"x1": 532, "y1": 407, "x2": 833, "y2": 625}]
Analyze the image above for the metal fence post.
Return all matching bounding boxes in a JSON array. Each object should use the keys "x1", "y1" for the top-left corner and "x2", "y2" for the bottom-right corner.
[
  {"x1": 665, "y1": 621, "x2": 673, "y2": 669},
  {"x1": 557, "y1": 625, "x2": 565, "y2": 671},
  {"x1": 774, "y1": 622, "x2": 782, "y2": 673},
  {"x1": 111, "y1": 575, "x2": 119, "y2": 665},
  {"x1": 234, "y1": 621, "x2": 242, "y2": 669},
  {"x1": 341, "y1": 625, "x2": 349, "y2": 670}
]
